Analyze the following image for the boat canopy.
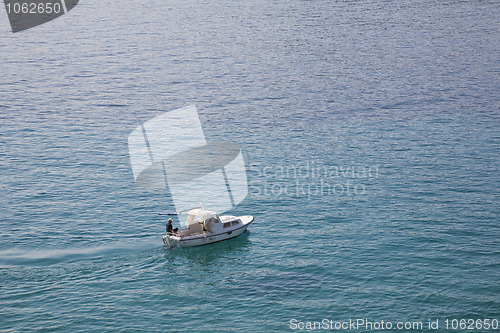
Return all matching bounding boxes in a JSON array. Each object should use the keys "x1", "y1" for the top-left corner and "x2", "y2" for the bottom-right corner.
[{"x1": 185, "y1": 208, "x2": 218, "y2": 227}]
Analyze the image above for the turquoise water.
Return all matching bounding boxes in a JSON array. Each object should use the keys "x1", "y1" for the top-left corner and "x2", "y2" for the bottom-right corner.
[{"x1": 1, "y1": 0, "x2": 499, "y2": 332}]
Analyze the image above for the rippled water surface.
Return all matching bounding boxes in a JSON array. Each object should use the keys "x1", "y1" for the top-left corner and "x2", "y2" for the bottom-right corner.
[{"x1": 1, "y1": 0, "x2": 499, "y2": 332}]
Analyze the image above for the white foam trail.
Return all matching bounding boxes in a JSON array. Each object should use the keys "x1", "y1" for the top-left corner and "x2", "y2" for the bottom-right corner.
[{"x1": 0, "y1": 237, "x2": 161, "y2": 267}]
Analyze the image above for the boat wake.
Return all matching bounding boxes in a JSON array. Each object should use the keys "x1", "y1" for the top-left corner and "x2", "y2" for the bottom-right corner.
[{"x1": 0, "y1": 238, "x2": 159, "y2": 267}]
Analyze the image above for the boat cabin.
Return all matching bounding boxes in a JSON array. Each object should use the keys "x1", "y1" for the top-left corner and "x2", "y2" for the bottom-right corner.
[{"x1": 177, "y1": 209, "x2": 222, "y2": 237}]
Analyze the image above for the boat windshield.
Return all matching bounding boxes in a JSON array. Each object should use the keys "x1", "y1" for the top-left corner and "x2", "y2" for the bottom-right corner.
[{"x1": 205, "y1": 216, "x2": 219, "y2": 224}]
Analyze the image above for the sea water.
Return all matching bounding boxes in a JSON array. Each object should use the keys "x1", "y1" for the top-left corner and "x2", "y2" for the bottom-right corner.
[{"x1": 0, "y1": 0, "x2": 499, "y2": 331}]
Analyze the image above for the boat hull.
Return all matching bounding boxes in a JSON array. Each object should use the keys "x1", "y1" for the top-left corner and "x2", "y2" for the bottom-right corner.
[{"x1": 163, "y1": 215, "x2": 253, "y2": 248}]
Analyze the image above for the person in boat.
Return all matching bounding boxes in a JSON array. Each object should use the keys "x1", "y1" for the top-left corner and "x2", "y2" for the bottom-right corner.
[{"x1": 166, "y1": 218, "x2": 176, "y2": 235}]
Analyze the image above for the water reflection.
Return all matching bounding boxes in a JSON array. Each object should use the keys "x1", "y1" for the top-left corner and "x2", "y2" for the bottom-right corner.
[{"x1": 162, "y1": 231, "x2": 251, "y2": 267}]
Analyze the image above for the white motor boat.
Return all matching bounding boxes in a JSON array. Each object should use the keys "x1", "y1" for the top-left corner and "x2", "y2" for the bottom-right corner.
[{"x1": 162, "y1": 207, "x2": 253, "y2": 248}]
